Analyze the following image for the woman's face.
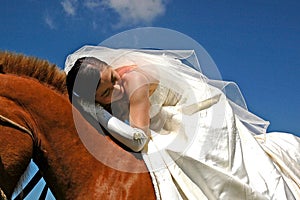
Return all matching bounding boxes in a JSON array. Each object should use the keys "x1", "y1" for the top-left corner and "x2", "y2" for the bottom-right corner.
[{"x1": 95, "y1": 67, "x2": 124, "y2": 104}]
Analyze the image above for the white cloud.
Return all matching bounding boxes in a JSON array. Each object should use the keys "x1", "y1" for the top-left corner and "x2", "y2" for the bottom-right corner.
[
  {"x1": 102, "y1": 0, "x2": 167, "y2": 27},
  {"x1": 61, "y1": 0, "x2": 77, "y2": 16},
  {"x1": 83, "y1": 0, "x2": 102, "y2": 9},
  {"x1": 57, "y1": 0, "x2": 167, "y2": 30},
  {"x1": 44, "y1": 15, "x2": 56, "y2": 29}
]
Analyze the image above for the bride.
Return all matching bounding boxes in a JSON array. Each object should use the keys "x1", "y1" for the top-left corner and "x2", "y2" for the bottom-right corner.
[{"x1": 65, "y1": 45, "x2": 300, "y2": 200}]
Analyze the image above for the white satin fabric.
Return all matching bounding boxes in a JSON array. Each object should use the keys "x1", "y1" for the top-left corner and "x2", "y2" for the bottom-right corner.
[{"x1": 142, "y1": 84, "x2": 300, "y2": 200}]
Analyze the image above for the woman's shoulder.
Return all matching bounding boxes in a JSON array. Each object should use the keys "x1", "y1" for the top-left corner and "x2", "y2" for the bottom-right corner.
[
  {"x1": 122, "y1": 70, "x2": 149, "y2": 85},
  {"x1": 115, "y1": 65, "x2": 137, "y2": 77}
]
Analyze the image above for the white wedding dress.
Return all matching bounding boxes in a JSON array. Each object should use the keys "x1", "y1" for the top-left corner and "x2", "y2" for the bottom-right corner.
[
  {"x1": 143, "y1": 83, "x2": 300, "y2": 200},
  {"x1": 65, "y1": 46, "x2": 300, "y2": 200}
]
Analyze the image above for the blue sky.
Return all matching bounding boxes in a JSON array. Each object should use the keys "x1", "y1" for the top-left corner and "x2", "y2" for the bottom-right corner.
[{"x1": 1, "y1": 0, "x2": 300, "y2": 199}]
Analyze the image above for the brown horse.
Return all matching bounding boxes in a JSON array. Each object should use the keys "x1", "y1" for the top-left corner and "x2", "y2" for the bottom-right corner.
[{"x1": 0, "y1": 52, "x2": 155, "y2": 199}]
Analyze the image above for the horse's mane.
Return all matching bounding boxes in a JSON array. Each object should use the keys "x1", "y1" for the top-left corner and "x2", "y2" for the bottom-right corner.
[{"x1": 0, "y1": 51, "x2": 67, "y2": 94}]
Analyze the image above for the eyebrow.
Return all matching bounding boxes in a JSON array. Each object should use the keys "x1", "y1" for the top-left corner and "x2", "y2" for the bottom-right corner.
[
  {"x1": 101, "y1": 70, "x2": 113, "y2": 97},
  {"x1": 110, "y1": 71, "x2": 115, "y2": 83}
]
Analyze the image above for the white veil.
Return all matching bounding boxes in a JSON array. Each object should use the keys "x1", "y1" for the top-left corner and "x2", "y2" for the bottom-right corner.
[
  {"x1": 64, "y1": 44, "x2": 300, "y2": 200},
  {"x1": 65, "y1": 45, "x2": 269, "y2": 135}
]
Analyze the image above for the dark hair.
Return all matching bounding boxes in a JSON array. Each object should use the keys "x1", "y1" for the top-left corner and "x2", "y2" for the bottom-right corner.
[{"x1": 66, "y1": 57, "x2": 108, "y2": 103}]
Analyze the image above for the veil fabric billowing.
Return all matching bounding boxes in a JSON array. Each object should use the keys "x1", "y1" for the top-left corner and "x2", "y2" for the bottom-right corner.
[
  {"x1": 64, "y1": 45, "x2": 300, "y2": 200},
  {"x1": 65, "y1": 45, "x2": 269, "y2": 135}
]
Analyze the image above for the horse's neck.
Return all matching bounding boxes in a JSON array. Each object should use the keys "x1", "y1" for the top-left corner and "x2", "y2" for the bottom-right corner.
[
  {"x1": 0, "y1": 75, "x2": 153, "y2": 199},
  {"x1": 0, "y1": 75, "x2": 95, "y2": 196}
]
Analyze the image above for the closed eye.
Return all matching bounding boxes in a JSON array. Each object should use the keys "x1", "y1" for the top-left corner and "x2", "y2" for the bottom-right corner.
[
  {"x1": 111, "y1": 73, "x2": 116, "y2": 85},
  {"x1": 102, "y1": 88, "x2": 110, "y2": 97}
]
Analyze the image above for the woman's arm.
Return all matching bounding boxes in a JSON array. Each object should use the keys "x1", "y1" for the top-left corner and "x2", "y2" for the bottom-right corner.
[{"x1": 122, "y1": 71, "x2": 151, "y2": 136}]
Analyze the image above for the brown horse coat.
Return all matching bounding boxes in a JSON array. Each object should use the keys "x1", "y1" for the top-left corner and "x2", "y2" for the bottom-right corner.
[{"x1": 0, "y1": 52, "x2": 155, "y2": 199}]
